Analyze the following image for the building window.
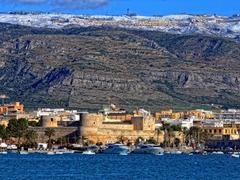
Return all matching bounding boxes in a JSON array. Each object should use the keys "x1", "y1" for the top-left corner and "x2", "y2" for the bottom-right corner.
[
  {"x1": 51, "y1": 118, "x2": 53, "y2": 122},
  {"x1": 214, "y1": 129, "x2": 216, "y2": 134},
  {"x1": 225, "y1": 129, "x2": 227, "y2": 133},
  {"x1": 209, "y1": 129, "x2": 212, "y2": 133},
  {"x1": 219, "y1": 129, "x2": 221, "y2": 133},
  {"x1": 93, "y1": 122, "x2": 96, "y2": 125},
  {"x1": 148, "y1": 125, "x2": 150, "y2": 128}
]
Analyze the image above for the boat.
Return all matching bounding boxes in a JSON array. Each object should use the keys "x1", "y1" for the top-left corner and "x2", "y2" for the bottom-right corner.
[
  {"x1": 103, "y1": 143, "x2": 130, "y2": 154},
  {"x1": 0, "y1": 151, "x2": 7, "y2": 154},
  {"x1": 202, "y1": 151, "x2": 208, "y2": 155},
  {"x1": 55, "y1": 151, "x2": 63, "y2": 154},
  {"x1": 170, "y1": 150, "x2": 182, "y2": 154},
  {"x1": 230, "y1": 153, "x2": 239, "y2": 158},
  {"x1": 62, "y1": 150, "x2": 75, "y2": 154},
  {"x1": 47, "y1": 151, "x2": 55, "y2": 155},
  {"x1": 133, "y1": 144, "x2": 164, "y2": 155},
  {"x1": 211, "y1": 151, "x2": 224, "y2": 155},
  {"x1": 189, "y1": 153, "x2": 193, "y2": 155},
  {"x1": 119, "y1": 150, "x2": 129, "y2": 156},
  {"x1": 82, "y1": 149, "x2": 95, "y2": 155},
  {"x1": 19, "y1": 150, "x2": 28, "y2": 154}
]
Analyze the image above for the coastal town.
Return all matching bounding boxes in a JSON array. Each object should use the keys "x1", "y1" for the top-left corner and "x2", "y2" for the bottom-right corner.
[{"x1": 0, "y1": 95, "x2": 239, "y2": 156}]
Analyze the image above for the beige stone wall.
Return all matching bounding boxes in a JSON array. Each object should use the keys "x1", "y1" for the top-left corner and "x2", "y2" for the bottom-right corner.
[
  {"x1": 29, "y1": 127, "x2": 78, "y2": 143},
  {"x1": 80, "y1": 126, "x2": 165, "y2": 145},
  {"x1": 101, "y1": 124, "x2": 133, "y2": 130},
  {"x1": 41, "y1": 115, "x2": 60, "y2": 127},
  {"x1": 81, "y1": 113, "x2": 103, "y2": 127},
  {"x1": 131, "y1": 117, "x2": 143, "y2": 130},
  {"x1": 142, "y1": 116, "x2": 155, "y2": 131},
  {"x1": 131, "y1": 116, "x2": 155, "y2": 131}
]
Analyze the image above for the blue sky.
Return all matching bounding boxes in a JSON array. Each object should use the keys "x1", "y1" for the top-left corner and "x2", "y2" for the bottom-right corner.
[{"x1": 0, "y1": 0, "x2": 239, "y2": 16}]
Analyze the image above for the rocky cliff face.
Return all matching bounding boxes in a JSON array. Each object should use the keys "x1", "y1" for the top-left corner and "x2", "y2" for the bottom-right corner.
[{"x1": 0, "y1": 24, "x2": 240, "y2": 111}]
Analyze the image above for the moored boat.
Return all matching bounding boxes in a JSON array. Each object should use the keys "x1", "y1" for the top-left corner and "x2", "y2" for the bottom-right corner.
[
  {"x1": 47, "y1": 151, "x2": 55, "y2": 155},
  {"x1": 119, "y1": 151, "x2": 129, "y2": 156},
  {"x1": 19, "y1": 150, "x2": 28, "y2": 155},
  {"x1": 230, "y1": 153, "x2": 239, "y2": 158},
  {"x1": 0, "y1": 151, "x2": 7, "y2": 154},
  {"x1": 82, "y1": 149, "x2": 95, "y2": 155},
  {"x1": 103, "y1": 143, "x2": 130, "y2": 154},
  {"x1": 133, "y1": 144, "x2": 164, "y2": 155}
]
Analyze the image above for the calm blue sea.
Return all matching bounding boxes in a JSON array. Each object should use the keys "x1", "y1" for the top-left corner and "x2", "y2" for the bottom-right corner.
[{"x1": 0, "y1": 153, "x2": 238, "y2": 180}]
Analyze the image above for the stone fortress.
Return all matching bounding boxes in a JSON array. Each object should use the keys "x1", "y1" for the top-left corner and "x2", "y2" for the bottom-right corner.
[{"x1": 34, "y1": 104, "x2": 159, "y2": 144}]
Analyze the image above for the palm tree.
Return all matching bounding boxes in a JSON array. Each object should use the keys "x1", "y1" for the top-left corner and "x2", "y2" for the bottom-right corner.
[
  {"x1": 117, "y1": 135, "x2": 127, "y2": 144},
  {"x1": 161, "y1": 122, "x2": 170, "y2": 148},
  {"x1": 168, "y1": 130, "x2": 175, "y2": 148},
  {"x1": 79, "y1": 135, "x2": 87, "y2": 146},
  {"x1": 44, "y1": 128, "x2": 55, "y2": 147},
  {"x1": 147, "y1": 137, "x2": 156, "y2": 144},
  {"x1": 24, "y1": 130, "x2": 38, "y2": 147},
  {"x1": 188, "y1": 126, "x2": 202, "y2": 148},
  {"x1": 0, "y1": 124, "x2": 6, "y2": 141},
  {"x1": 155, "y1": 128, "x2": 162, "y2": 145},
  {"x1": 182, "y1": 127, "x2": 188, "y2": 146}
]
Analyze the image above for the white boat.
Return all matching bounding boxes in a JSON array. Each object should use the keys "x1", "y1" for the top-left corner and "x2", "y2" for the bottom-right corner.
[
  {"x1": 62, "y1": 150, "x2": 75, "y2": 154},
  {"x1": 19, "y1": 150, "x2": 28, "y2": 154},
  {"x1": 47, "y1": 151, "x2": 55, "y2": 155},
  {"x1": 0, "y1": 151, "x2": 7, "y2": 154},
  {"x1": 55, "y1": 151, "x2": 63, "y2": 154},
  {"x1": 82, "y1": 149, "x2": 95, "y2": 155},
  {"x1": 133, "y1": 144, "x2": 164, "y2": 155},
  {"x1": 211, "y1": 151, "x2": 224, "y2": 155},
  {"x1": 171, "y1": 150, "x2": 182, "y2": 154},
  {"x1": 230, "y1": 153, "x2": 239, "y2": 158},
  {"x1": 103, "y1": 143, "x2": 130, "y2": 154}
]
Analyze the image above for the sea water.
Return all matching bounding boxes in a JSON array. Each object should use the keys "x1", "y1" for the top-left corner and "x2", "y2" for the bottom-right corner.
[{"x1": 0, "y1": 153, "x2": 238, "y2": 180}]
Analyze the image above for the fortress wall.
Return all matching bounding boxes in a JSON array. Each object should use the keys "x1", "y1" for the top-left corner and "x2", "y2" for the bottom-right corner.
[
  {"x1": 80, "y1": 113, "x2": 103, "y2": 127},
  {"x1": 79, "y1": 127, "x2": 164, "y2": 145},
  {"x1": 101, "y1": 124, "x2": 133, "y2": 130},
  {"x1": 142, "y1": 116, "x2": 155, "y2": 131},
  {"x1": 131, "y1": 116, "x2": 155, "y2": 131},
  {"x1": 28, "y1": 127, "x2": 78, "y2": 143},
  {"x1": 41, "y1": 115, "x2": 60, "y2": 127},
  {"x1": 131, "y1": 117, "x2": 143, "y2": 130}
]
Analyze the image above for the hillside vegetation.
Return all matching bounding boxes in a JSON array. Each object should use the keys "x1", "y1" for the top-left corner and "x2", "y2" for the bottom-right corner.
[{"x1": 0, "y1": 24, "x2": 240, "y2": 112}]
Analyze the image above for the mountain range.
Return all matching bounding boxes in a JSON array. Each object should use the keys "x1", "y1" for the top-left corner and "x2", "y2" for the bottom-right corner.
[{"x1": 0, "y1": 12, "x2": 240, "y2": 112}]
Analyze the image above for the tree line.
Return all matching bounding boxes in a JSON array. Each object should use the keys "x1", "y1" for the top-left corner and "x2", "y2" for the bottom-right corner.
[{"x1": 0, "y1": 118, "x2": 58, "y2": 149}]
